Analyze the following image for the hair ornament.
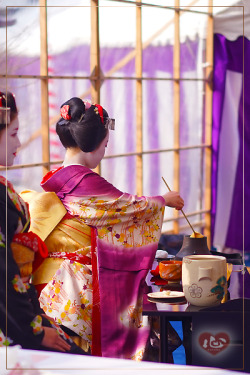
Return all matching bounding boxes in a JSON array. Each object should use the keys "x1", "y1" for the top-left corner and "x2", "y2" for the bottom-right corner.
[
  {"x1": 60, "y1": 105, "x2": 71, "y2": 120},
  {"x1": 94, "y1": 104, "x2": 104, "y2": 124},
  {"x1": 77, "y1": 99, "x2": 92, "y2": 123},
  {"x1": 105, "y1": 117, "x2": 115, "y2": 130},
  {"x1": 83, "y1": 99, "x2": 92, "y2": 110},
  {"x1": 0, "y1": 92, "x2": 11, "y2": 125},
  {"x1": 78, "y1": 113, "x2": 84, "y2": 123}
]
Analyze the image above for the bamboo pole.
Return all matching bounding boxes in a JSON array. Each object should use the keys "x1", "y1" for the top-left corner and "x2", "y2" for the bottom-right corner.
[
  {"x1": 90, "y1": 0, "x2": 101, "y2": 104},
  {"x1": 18, "y1": 0, "x2": 201, "y2": 152},
  {"x1": 39, "y1": 0, "x2": 50, "y2": 175},
  {"x1": 204, "y1": 0, "x2": 214, "y2": 246},
  {"x1": 173, "y1": 0, "x2": 180, "y2": 234},
  {"x1": 3, "y1": 143, "x2": 211, "y2": 171},
  {"x1": 90, "y1": 0, "x2": 101, "y2": 174},
  {"x1": 135, "y1": 0, "x2": 143, "y2": 196},
  {"x1": 1, "y1": 74, "x2": 207, "y2": 81},
  {"x1": 105, "y1": 0, "x2": 209, "y2": 15}
]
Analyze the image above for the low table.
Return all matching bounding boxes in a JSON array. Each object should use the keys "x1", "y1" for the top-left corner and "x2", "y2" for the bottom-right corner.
[{"x1": 143, "y1": 262, "x2": 250, "y2": 372}]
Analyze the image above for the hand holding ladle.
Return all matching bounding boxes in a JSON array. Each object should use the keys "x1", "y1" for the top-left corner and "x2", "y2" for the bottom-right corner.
[{"x1": 161, "y1": 177, "x2": 204, "y2": 238}]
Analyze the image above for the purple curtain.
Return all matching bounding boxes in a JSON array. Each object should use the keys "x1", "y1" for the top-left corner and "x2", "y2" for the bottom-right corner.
[{"x1": 212, "y1": 34, "x2": 250, "y2": 252}]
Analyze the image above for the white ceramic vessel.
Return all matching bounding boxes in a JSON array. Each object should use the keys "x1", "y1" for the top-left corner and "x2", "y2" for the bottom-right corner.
[{"x1": 182, "y1": 254, "x2": 227, "y2": 306}]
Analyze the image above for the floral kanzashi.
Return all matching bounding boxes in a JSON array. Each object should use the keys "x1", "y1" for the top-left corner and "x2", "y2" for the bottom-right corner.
[
  {"x1": 211, "y1": 276, "x2": 227, "y2": 300},
  {"x1": 30, "y1": 315, "x2": 43, "y2": 335},
  {"x1": 188, "y1": 283, "x2": 203, "y2": 298},
  {"x1": 60, "y1": 105, "x2": 71, "y2": 120},
  {"x1": 83, "y1": 100, "x2": 92, "y2": 110},
  {"x1": 0, "y1": 329, "x2": 13, "y2": 347},
  {"x1": 12, "y1": 274, "x2": 27, "y2": 293}
]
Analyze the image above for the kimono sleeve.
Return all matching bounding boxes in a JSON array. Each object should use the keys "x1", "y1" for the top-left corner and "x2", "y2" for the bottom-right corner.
[
  {"x1": 0, "y1": 184, "x2": 45, "y2": 349},
  {"x1": 62, "y1": 173, "x2": 165, "y2": 248}
]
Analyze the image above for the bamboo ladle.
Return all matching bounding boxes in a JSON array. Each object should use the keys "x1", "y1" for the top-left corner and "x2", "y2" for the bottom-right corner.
[{"x1": 161, "y1": 177, "x2": 204, "y2": 238}]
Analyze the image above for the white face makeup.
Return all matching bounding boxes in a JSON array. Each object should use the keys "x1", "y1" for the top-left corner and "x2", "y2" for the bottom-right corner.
[{"x1": 0, "y1": 117, "x2": 21, "y2": 167}]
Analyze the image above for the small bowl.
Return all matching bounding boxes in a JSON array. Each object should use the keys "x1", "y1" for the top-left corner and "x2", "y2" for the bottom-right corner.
[
  {"x1": 155, "y1": 254, "x2": 175, "y2": 262},
  {"x1": 159, "y1": 260, "x2": 182, "y2": 281}
]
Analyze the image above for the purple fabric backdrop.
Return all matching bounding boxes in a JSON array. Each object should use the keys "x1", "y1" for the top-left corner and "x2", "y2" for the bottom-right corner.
[
  {"x1": 212, "y1": 34, "x2": 250, "y2": 252},
  {"x1": 3, "y1": 39, "x2": 204, "y2": 235}
]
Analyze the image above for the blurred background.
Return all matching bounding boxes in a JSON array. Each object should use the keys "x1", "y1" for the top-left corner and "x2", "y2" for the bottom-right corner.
[{"x1": 0, "y1": 0, "x2": 249, "y2": 263}]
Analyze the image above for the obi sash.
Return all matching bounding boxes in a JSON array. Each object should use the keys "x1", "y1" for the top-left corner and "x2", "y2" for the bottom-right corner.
[
  {"x1": 20, "y1": 190, "x2": 92, "y2": 285},
  {"x1": 20, "y1": 189, "x2": 101, "y2": 355}
]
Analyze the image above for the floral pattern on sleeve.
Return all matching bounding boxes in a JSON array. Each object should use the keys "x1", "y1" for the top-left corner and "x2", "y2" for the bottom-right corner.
[
  {"x1": 0, "y1": 176, "x2": 29, "y2": 232},
  {"x1": 66, "y1": 194, "x2": 164, "y2": 248},
  {"x1": 46, "y1": 318, "x2": 73, "y2": 343},
  {"x1": 30, "y1": 315, "x2": 44, "y2": 335},
  {"x1": 6, "y1": 180, "x2": 28, "y2": 217},
  {"x1": 0, "y1": 227, "x2": 5, "y2": 248},
  {"x1": 0, "y1": 329, "x2": 13, "y2": 347},
  {"x1": 12, "y1": 274, "x2": 27, "y2": 293}
]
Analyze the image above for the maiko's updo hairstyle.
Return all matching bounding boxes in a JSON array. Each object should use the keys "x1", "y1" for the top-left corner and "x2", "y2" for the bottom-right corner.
[
  {"x1": 0, "y1": 91, "x2": 18, "y2": 131},
  {"x1": 56, "y1": 97, "x2": 109, "y2": 152}
]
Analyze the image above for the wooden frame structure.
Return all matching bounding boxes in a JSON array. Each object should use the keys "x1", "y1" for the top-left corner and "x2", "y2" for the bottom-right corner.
[{"x1": 2, "y1": 0, "x2": 214, "y2": 244}]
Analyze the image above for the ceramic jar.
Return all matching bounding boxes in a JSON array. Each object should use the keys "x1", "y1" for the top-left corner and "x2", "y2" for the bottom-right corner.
[{"x1": 182, "y1": 254, "x2": 227, "y2": 306}]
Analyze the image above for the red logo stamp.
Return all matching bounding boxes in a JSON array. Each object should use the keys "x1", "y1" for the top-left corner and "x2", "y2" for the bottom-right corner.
[{"x1": 198, "y1": 332, "x2": 230, "y2": 355}]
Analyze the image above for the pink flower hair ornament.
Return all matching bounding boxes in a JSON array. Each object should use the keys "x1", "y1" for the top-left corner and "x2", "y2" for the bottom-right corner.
[
  {"x1": 83, "y1": 100, "x2": 92, "y2": 110},
  {"x1": 60, "y1": 105, "x2": 71, "y2": 120}
]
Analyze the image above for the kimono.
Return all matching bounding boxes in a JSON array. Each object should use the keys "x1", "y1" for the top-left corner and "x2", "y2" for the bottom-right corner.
[
  {"x1": 25, "y1": 165, "x2": 165, "y2": 359},
  {"x1": 0, "y1": 176, "x2": 85, "y2": 354},
  {"x1": 0, "y1": 176, "x2": 45, "y2": 348}
]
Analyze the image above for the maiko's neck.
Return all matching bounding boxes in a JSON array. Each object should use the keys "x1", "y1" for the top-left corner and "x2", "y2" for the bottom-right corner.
[
  {"x1": 63, "y1": 147, "x2": 97, "y2": 170},
  {"x1": 63, "y1": 147, "x2": 85, "y2": 167}
]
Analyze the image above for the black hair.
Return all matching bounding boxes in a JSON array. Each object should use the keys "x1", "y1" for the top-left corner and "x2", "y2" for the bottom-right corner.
[
  {"x1": 56, "y1": 97, "x2": 109, "y2": 152},
  {"x1": 0, "y1": 91, "x2": 18, "y2": 131}
]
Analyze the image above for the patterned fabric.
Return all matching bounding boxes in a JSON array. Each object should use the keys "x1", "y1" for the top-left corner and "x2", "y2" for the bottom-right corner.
[
  {"x1": 20, "y1": 190, "x2": 94, "y2": 348},
  {"x1": 73, "y1": 195, "x2": 164, "y2": 247},
  {"x1": 40, "y1": 258, "x2": 93, "y2": 342},
  {"x1": 0, "y1": 176, "x2": 87, "y2": 354},
  {"x1": 0, "y1": 176, "x2": 29, "y2": 233},
  {"x1": 12, "y1": 274, "x2": 28, "y2": 293},
  {"x1": 0, "y1": 176, "x2": 45, "y2": 349},
  {"x1": 11, "y1": 231, "x2": 48, "y2": 277},
  {"x1": 45, "y1": 316, "x2": 73, "y2": 343},
  {"x1": 0, "y1": 176, "x2": 29, "y2": 217},
  {"x1": 30, "y1": 315, "x2": 43, "y2": 335},
  {"x1": 39, "y1": 165, "x2": 165, "y2": 359},
  {"x1": 48, "y1": 249, "x2": 91, "y2": 264},
  {"x1": 0, "y1": 329, "x2": 13, "y2": 347},
  {"x1": 0, "y1": 230, "x2": 5, "y2": 248}
]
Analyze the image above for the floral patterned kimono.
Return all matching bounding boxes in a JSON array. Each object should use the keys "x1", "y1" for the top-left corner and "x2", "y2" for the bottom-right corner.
[
  {"x1": 0, "y1": 176, "x2": 48, "y2": 348},
  {"x1": 0, "y1": 176, "x2": 85, "y2": 354},
  {"x1": 24, "y1": 165, "x2": 165, "y2": 359}
]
